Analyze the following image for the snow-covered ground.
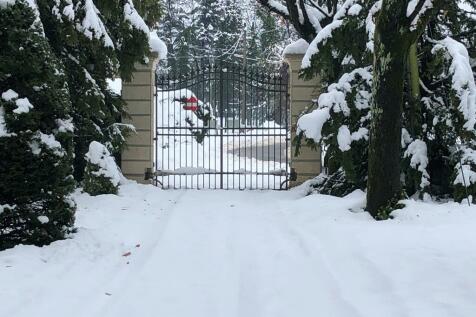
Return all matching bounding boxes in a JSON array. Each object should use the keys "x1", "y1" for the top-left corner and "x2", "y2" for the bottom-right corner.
[{"x1": 1, "y1": 182, "x2": 476, "y2": 317}]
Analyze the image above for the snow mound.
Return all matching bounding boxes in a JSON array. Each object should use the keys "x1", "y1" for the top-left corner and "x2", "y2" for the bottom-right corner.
[
  {"x1": 149, "y1": 31, "x2": 168, "y2": 59},
  {"x1": 85, "y1": 141, "x2": 123, "y2": 186},
  {"x1": 283, "y1": 39, "x2": 309, "y2": 56}
]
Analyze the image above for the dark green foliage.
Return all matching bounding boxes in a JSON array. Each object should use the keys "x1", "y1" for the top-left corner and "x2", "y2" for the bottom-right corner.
[
  {"x1": 0, "y1": 1, "x2": 75, "y2": 250},
  {"x1": 83, "y1": 164, "x2": 119, "y2": 196},
  {"x1": 35, "y1": 0, "x2": 159, "y2": 182},
  {"x1": 281, "y1": 1, "x2": 476, "y2": 209},
  {"x1": 311, "y1": 169, "x2": 359, "y2": 197},
  {"x1": 82, "y1": 141, "x2": 121, "y2": 196}
]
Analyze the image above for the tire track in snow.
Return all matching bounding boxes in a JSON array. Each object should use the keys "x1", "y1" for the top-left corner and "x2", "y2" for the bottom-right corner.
[
  {"x1": 280, "y1": 210, "x2": 410, "y2": 317},
  {"x1": 88, "y1": 190, "x2": 187, "y2": 317},
  {"x1": 262, "y1": 201, "x2": 364, "y2": 317}
]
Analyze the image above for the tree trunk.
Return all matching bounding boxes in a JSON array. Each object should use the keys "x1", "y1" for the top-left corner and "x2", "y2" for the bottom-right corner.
[
  {"x1": 366, "y1": 2, "x2": 411, "y2": 217},
  {"x1": 407, "y1": 42, "x2": 422, "y2": 137}
]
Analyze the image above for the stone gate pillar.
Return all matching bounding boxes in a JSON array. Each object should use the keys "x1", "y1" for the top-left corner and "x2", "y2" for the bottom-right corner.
[
  {"x1": 121, "y1": 53, "x2": 159, "y2": 184},
  {"x1": 284, "y1": 44, "x2": 322, "y2": 186}
]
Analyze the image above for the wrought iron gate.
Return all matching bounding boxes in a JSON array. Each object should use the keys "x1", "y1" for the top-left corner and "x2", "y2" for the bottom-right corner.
[{"x1": 154, "y1": 62, "x2": 289, "y2": 190}]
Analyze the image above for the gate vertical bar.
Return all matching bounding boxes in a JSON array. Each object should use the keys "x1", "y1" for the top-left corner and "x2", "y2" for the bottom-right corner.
[{"x1": 219, "y1": 64, "x2": 224, "y2": 189}]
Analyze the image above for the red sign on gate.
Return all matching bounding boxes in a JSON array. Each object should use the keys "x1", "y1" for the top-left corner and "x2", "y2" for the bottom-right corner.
[{"x1": 183, "y1": 96, "x2": 199, "y2": 111}]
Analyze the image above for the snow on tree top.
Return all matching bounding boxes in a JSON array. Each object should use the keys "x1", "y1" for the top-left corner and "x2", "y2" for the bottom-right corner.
[
  {"x1": 283, "y1": 39, "x2": 309, "y2": 56},
  {"x1": 79, "y1": 0, "x2": 114, "y2": 48},
  {"x1": 124, "y1": 0, "x2": 149, "y2": 34}
]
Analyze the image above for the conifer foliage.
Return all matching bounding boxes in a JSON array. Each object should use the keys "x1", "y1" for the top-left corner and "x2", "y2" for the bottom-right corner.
[
  {"x1": 83, "y1": 141, "x2": 123, "y2": 196},
  {"x1": 259, "y1": 0, "x2": 476, "y2": 213},
  {"x1": 0, "y1": 0, "x2": 163, "y2": 249},
  {"x1": 0, "y1": 0, "x2": 76, "y2": 250}
]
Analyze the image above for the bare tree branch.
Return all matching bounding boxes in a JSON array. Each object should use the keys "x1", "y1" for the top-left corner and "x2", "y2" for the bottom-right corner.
[
  {"x1": 407, "y1": 0, "x2": 430, "y2": 26},
  {"x1": 256, "y1": 0, "x2": 289, "y2": 18},
  {"x1": 305, "y1": 0, "x2": 332, "y2": 19}
]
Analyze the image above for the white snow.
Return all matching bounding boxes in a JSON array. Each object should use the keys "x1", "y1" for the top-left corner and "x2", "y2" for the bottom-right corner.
[
  {"x1": 124, "y1": 0, "x2": 149, "y2": 34},
  {"x1": 282, "y1": 39, "x2": 309, "y2": 56},
  {"x1": 0, "y1": 203, "x2": 15, "y2": 215},
  {"x1": 337, "y1": 125, "x2": 351, "y2": 151},
  {"x1": 297, "y1": 67, "x2": 372, "y2": 144},
  {"x1": 347, "y1": 4, "x2": 362, "y2": 16},
  {"x1": 29, "y1": 132, "x2": 64, "y2": 156},
  {"x1": 13, "y1": 97, "x2": 34, "y2": 114},
  {"x1": 296, "y1": 107, "x2": 330, "y2": 143},
  {"x1": 302, "y1": 20, "x2": 343, "y2": 69},
  {"x1": 56, "y1": 118, "x2": 74, "y2": 133},
  {"x1": 37, "y1": 215, "x2": 49, "y2": 224},
  {"x1": 455, "y1": 146, "x2": 476, "y2": 186},
  {"x1": 0, "y1": 107, "x2": 14, "y2": 137},
  {"x1": 85, "y1": 141, "x2": 123, "y2": 186},
  {"x1": 432, "y1": 37, "x2": 476, "y2": 131},
  {"x1": 407, "y1": 0, "x2": 433, "y2": 30},
  {"x1": 63, "y1": 2, "x2": 74, "y2": 21},
  {"x1": 1, "y1": 183, "x2": 476, "y2": 317},
  {"x1": 365, "y1": 1, "x2": 382, "y2": 52},
  {"x1": 106, "y1": 78, "x2": 122, "y2": 95},
  {"x1": 351, "y1": 127, "x2": 368, "y2": 142},
  {"x1": 1, "y1": 89, "x2": 18, "y2": 101},
  {"x1": 149, "y1": 31, "x2": 168, "y2": 59},
  {"x1": 78, "y1": 0, "x2": 114, "y2": 48},
  {"x1": 267, "y1": 0, "x2": 289, "y2": 16},
  {"x1": 0, "y1": 0, "x2": 15, "y2": 9},
  {"x1": 404, "y1": 139, "x2": 430, "y2": 188}
]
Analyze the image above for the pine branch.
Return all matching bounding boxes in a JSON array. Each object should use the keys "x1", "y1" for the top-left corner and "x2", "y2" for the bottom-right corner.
[{"x1": 256, "y1": 0, "x2": 289, "y2": 18}]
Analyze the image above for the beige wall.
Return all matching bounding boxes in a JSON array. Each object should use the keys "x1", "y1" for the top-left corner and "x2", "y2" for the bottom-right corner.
[
  {"x1": 284, "y1": 53, "x2": 322, "y2": 186},
  {"x1": 121, "y1": 55, "x2": 158, "y2": 184}
]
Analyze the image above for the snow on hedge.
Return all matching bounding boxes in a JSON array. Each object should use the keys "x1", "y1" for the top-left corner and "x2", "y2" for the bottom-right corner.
[
  {"x1": 124, "y1": 0, "x2": 149, "y2": 34},
  {"x1": 455, "y1": 146, "x2": 476, "y2": 186},
  {"x1": 432, "y1": 37, "x2": 476, "y2": 131},
  {"x1": 29, "y1": 132, "x2": 65, "y2": 157},
  {"x1": 1, "y1": 90, "x2": 34, "y2": 114},
  {"x1": 85, "y1": 141, "x2": 123, "y2": 186},
  {"x1": 302, "y1": 20, "x2": 343, "y2": 69},
  {"x1": 297, "y1": 67, "x2": 371, "y2": 144},
  {"x1": 56, "y1": 118, "x2": 74, "y2": 133},
  {"x1": 297, "y1": 108, "x2": 330, "y2": 142},
  {"x1": 79, "y1": 0, "x2": 114, "y2": 48},
  {"x1": 365, "y1": 1, "x2": 382, "y2": 52},
  {"x1": 404, "y1": 139, "x2": 430, "y2": 188},
  {"x1": 13, "y1": 98, "x2": 33, "y2": 114}
]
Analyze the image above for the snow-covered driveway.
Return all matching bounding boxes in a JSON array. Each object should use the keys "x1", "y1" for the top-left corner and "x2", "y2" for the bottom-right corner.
[{"x1": 1, "y1": 183, "x2": 476, "y2": 317}]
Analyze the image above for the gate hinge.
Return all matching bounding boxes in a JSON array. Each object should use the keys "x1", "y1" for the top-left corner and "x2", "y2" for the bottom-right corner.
[
  {"x1": 290, "y1": 168, "x2": 297, "y2": 182},
  {"x1": 145, "y1": 168, "x2": 153, "y2": 181}
]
